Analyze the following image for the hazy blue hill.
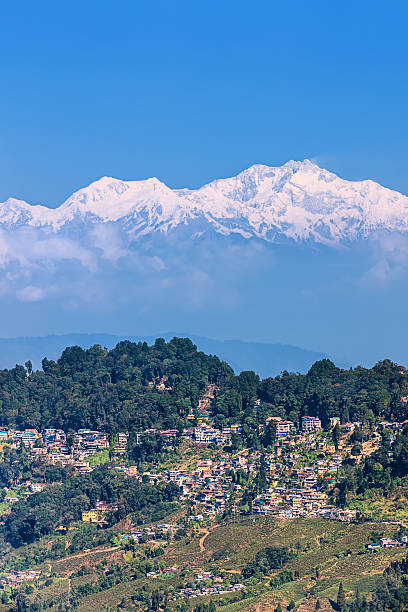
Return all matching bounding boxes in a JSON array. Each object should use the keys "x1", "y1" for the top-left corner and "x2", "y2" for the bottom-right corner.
[{"x1": 0, "y1": 333, "x2": 339, "y2": 378}]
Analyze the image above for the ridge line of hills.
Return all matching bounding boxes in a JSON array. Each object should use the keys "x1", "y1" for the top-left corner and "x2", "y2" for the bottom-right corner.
[{"x1": 0, "y1": 333, "x2": 343, "y2": 377}]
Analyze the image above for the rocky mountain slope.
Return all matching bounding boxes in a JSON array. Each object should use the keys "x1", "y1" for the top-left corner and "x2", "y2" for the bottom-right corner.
[{"x1": 1, "y1": 160, "x2": 408, "y2": 245}]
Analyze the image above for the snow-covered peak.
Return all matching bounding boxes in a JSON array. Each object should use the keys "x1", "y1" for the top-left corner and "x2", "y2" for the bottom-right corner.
[
  {"x1": 1, "y1": 161, "x2": 408, "y2": 243},
  {"x1": 192, "y1": 159, "x2": 335, "y2": 206},
  {"x1": 51, "y1": 176, "x2": 179, "y2": 225},
  {"x1": 0, "y1": 197, "x2": 52, "y2": 227},
  {"x1": 68, "y1": 176, "x2": 130, "y2": 202}
]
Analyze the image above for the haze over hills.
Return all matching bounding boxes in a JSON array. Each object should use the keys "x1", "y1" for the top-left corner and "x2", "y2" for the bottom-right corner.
[
  {"x1": 0, "y1": 333, "x2": 335, "y2": 377},
  {"x1": 1, "y1": 160, "x2": 408, "y2": 365}
]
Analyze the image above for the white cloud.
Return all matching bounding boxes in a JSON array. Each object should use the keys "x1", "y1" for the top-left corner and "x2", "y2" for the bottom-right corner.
[
  {"x1": 17, "y1": 285, "x2": 47, "y2": 302},
  {"x1": 361, "y1": 233, "x2": 408, "y2": 287},
  {"x1": 0, "y1": 228, "x2": 96, "y2": 271},
  {"x1": 90, "y1": 224, "x2": 128, "y2": 263}
]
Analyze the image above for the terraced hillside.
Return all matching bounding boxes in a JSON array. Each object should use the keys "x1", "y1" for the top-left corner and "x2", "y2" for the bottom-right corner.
[{"x1": 0, "y1": 516, "x2": 406, "y2": 611}]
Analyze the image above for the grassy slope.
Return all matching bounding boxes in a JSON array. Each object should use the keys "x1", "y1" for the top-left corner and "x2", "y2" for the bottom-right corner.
[
  {"x1": 164, "y1": 518, "x2": 406, "y2": 611},
  {"x1": 2, "y1": 515, "x2": 406, "y2": 610}
]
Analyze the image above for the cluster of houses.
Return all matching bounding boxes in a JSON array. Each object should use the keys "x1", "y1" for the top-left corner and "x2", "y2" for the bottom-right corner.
[
  {"x1": 81, "y1": 500, "x2": 119, "y2": 524},
  {"x1": 163, "y1": 455, "x2": 253, "y2": 515},
  {"x1": 272, "y1": 415, "x2": 322, "y2": 439},
  {"x1": 130, "y1": 411, "x2": 407, "y2": 521},
  {"x1": 120, "y1": 522, "x2": 184, "y2": 543},
  {"x1": 1, "y1": 381, "x2": 406, "y2": 527},
  {"x1": 173, "y1": 582, "x2": 244, "y2": 600},
  {"x1": 184, "y1": 423, "x2": 242, "y2": 446},
  {"x1": 131, "y1": 446, "x2": 352, "y2": 520},
  {"x1": 249, "y1": 450, "x2": 357, "y2": 520},
  {"x1": 0, "y1": 411, "x2": 387, "y2": 522},
  {"x1": 0, "y1": 417, "x2": 381, "y2": 521},
  {"x1": 183, "y1": 454, "x2": 352, "y2": 519},
  {"x1": 0, "y1": 570, "x2": 41, "y2": 586},
  {"x1": 0, "y1": 427, "x2": 122, "y2": 473},
  {"x1": 252, "y1": 487, "x2": 356, "y2": 520},
  {"x1": 367, "y1": 537, "x2": 408, "y2": 550}
]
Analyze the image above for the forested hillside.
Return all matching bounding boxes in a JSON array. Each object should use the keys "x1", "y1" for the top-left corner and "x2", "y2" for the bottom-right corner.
[
  {"x1": 214, "y1": 358, "x2": 408, "y2": 429},
  {"x1": 4, "y1": 466, "x2": 179, "y2": 547},
  {"x1": 0, "y1": 338, "x2": 233, "y2": 432},
  {"x1": 349, "y1": 555, "x2": 408, "y2": 611},
  {"x1": 0, "y1": 339, "x2": 406, "y2": 436},
  {"x1": 0, "y1": 333, "x2": 331, "y2": 376},
  {"x1": 0, "y1": 340, "x2": 406, "y2": 610}
]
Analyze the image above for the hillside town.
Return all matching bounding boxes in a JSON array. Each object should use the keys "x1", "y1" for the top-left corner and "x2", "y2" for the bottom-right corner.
[
  {"x1": 0, "y1": 375, "x2": 406, "y2": 608},
  {"x1": 1, "y1": 385, "x2": 406, "y2": 528}
]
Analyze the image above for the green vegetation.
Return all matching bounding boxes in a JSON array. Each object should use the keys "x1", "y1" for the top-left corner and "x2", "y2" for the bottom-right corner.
[
  {"x1": 346, "y1": 555, "x2": 408, "y2": 611},
  {"x1": 0, "y1": 514, "x2": 406, "y2": 611},
  {"x1": 0, "y1": 340, "x2": 406, "y2": 450},
  {"x1": 4, "y1": 466, "x2": 179, "y2": 547},
  {"x1": 334, "y1": 434, "x2": 408, "y2": 509},
  {"x1": 0, "y1": 339, "x2": 405, "y2": 610},
  {"x1": 0, "y1": 337, "x2": 232, "y2": 433},
  {"x1": 86, "y1": 448, "x2": 110, "y2": 465},
  {"x1": 256, "y1": 359, "x2": 408, "y2": 426},
  {"x1": 242, "y1": 546, "x2": 294, "y2": 578}
]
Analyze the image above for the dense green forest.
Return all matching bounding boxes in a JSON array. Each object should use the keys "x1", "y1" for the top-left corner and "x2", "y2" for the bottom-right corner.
[
  {"x1": 241, "y1": 546, "x2": 294, "y2": 578},
  {"x1": 4, "y1": 465, "x2": 179, "y2": 547},
  {"x1": 257, "y1": 359, "x2": 408, "y2": 425},
  {"x1": 333, "y1": 433, "x2": 408, "y2": 507},
  {"x1": 213, "y1": 358, "x2": 408, "y2": 434},
  {"x1": 0, "y1": 339, "x2": 406, "y2": 437},
  {"x1": 0, "y1": 338, "x2": 233, "y2": 432}
]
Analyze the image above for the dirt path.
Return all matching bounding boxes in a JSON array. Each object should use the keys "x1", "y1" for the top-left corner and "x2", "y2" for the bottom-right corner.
[
  {"x1": 198, "y1": 523, "x2": 220, "y2": 553},
  {"x1": 54, "y1": 545, "x2": 118, "y2": 564},
  {"x1": 199, "y1": 529, "x2": 210, "y2": 552}
]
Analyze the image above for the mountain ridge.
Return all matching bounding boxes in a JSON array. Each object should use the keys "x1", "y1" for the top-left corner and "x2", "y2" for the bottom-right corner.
[
  {"x1": 0, "y1": 333, "x2": 340, "y2": 377},
  {"x1": 1, "y1": 160, "x2": 408, "y2": 244}
]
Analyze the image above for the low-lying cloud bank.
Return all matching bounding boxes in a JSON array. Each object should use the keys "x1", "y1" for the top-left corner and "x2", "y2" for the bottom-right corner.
[{"x1": 0, "y1": 226, "x2": 407, "y2": 365}]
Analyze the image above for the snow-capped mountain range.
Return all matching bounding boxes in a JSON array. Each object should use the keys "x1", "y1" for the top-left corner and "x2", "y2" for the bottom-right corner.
[
  {"x1": 2, "y1": 160, "x2": 408, "y2": 367},
  {"x1": 2, "y1": 160, "x2": 408, "y2": 244}
]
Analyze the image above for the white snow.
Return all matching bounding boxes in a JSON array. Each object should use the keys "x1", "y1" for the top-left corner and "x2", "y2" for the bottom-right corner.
[{"x1": 1, "y1": 160, "x2": 408, "y2": 243}]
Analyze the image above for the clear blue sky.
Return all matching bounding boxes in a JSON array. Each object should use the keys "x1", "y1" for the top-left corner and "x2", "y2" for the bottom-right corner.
[{"x1": 0, "y1": 0, "x2": 407, "y2": 206}]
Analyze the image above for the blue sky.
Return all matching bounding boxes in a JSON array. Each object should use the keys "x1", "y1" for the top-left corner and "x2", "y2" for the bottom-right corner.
[
  {"x1": 0, "y1": 1, "x2": 408, "y2": 365},
  {"x1": 0, "y1": 0, "x2": 407, "y2": 206}
]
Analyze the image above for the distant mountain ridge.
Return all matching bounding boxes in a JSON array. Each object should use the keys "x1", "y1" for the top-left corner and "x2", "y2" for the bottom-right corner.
[
  {"x1": 0, "y1": 333, "x2": 339, "y2": 378},
  {"x1": 1, "y1": 160, "x2": 408, "y2": 245},
  {"x1": 1, "y1": 161, "x2": 407, "y2": 367}
]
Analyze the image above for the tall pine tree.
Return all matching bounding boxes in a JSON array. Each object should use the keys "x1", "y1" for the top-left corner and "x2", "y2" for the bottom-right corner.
[{"x1": 337, "y1": 582, "x2": 346, "y2": 610}]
